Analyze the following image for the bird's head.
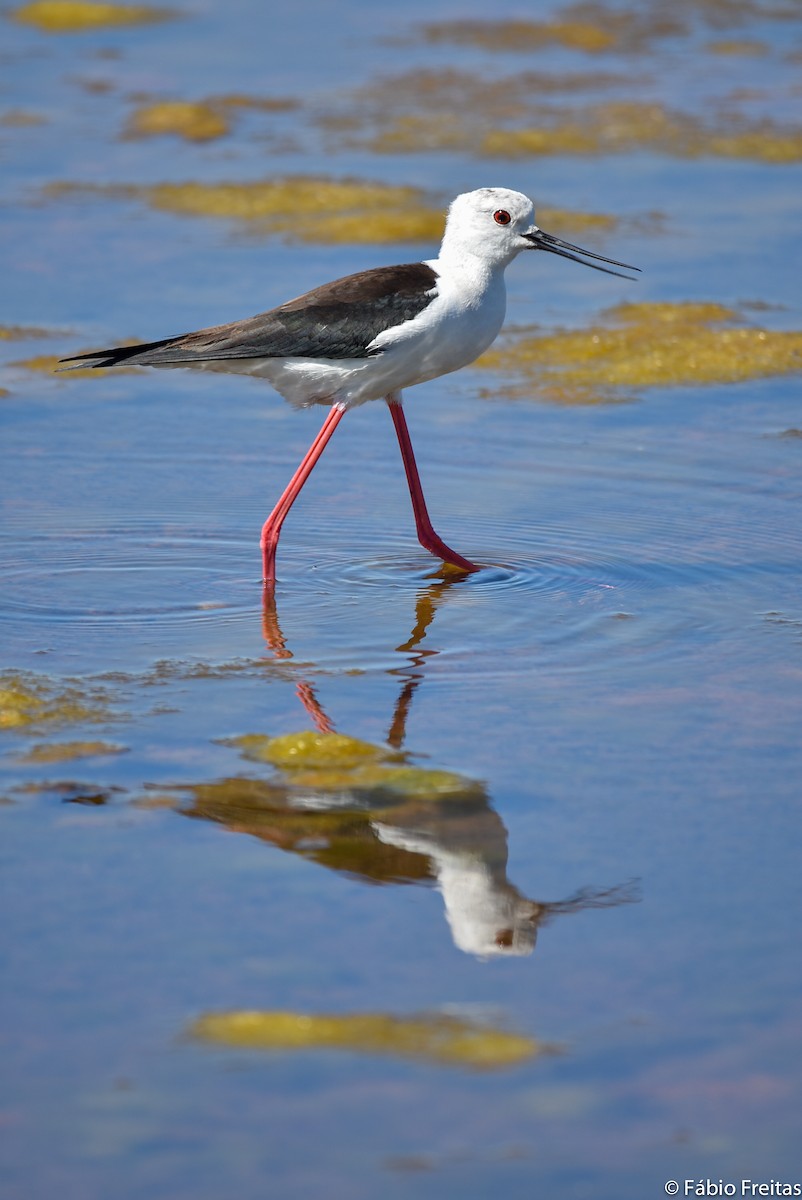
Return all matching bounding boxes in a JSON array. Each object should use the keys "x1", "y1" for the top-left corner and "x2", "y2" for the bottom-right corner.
[{"x1": 444, "y1": 187, "x2": 639, "y2": 279}]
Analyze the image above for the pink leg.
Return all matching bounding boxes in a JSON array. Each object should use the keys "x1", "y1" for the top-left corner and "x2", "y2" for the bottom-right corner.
[
  {"x1": 387, "y1": 396, "x2": 479, "y2": 573},
  {"x1": 261, "y1": 403, "x2": 346, "y2": 583}
]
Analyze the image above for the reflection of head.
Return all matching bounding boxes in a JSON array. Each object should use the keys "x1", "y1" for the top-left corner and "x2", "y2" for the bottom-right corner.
[
  {"x1": 441, "y1": 861, "x2": 541, "y2": 959},
  {"x1": 372, "y1": 813, "x2": 638, "y2": 960}
]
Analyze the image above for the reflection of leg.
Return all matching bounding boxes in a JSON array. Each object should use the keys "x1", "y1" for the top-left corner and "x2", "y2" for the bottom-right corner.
[
  {"x1": 260, "y1": 403, "x2": 347, "y2": 583},
  {"x1": 295, "y1": 681, "x2": 336, "y2": 735},
  {"x1": 261, "y1": 570, "x2": 335, "y2": 732},
  {"x1": 387, "y1": 397, "x2": 479, "y2": 573},
  {"x1": 261, "y1": 580, "x2": 291, "y2": 658}
]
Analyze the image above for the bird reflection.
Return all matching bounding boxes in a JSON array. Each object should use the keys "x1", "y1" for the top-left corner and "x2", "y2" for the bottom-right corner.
[{"x1": 177, "y1": 579, "x2": 636, "y2": 959}]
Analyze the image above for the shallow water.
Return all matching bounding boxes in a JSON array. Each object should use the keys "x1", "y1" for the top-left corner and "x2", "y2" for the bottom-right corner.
[{"x1": 2, "y1": 2, "x2": 802, "y2": 1198}]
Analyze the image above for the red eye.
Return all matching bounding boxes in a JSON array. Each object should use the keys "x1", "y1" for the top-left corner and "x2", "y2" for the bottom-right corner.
[{"x1": 493, "y1": 209, "x2": 511, "y2": 225}]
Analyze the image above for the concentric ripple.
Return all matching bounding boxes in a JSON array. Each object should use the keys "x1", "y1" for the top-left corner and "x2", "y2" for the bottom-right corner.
[
  {"x1": 271, "y1": 493, "x2": 802, "y2": 679},
  {"x1": 2, "y1": 529, "x2": 256, "y2": 626},
  {"x1": 3, "y1": 469, "x2": 801, "y2": 681}
]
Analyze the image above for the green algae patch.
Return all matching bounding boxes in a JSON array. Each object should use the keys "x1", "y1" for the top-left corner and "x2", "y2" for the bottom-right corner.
[
  {"x1": 478, "y1": 302, "x2": 802, "y2": 404},
  {"x1": 706, "y1": 37, "x2": 768, "y2": 55},
  {"x1": 333, "y1": 69, "x2": 645, "y2": 157},
  {"x1": 288, "y1": 763, "x2": 474, "y2": 800},
  {"x1": 352, "y1": 66, "x2": 639, "y2": 112},
  {"x1": 228, "y1": 730, "x2": 477, "y2": 802},
  {"x1": 178, "y1": 777, "x2": 437, "y2": 884},
  {"x1": 143, "y1": 178, "x2": 430, "y2": 243},
  {"x1": 233, "y1": 731, "x2": 386, "y2": 770},
  {"x1": 45, "y1": 177, "x2": 441, "y2": 244},
  {"x1": 127, "y1": 100, "x2": 231, "y2": 142},
  {"x1": 552, "y1": 204, "x2": 642, "y2": 237},
  {"x1": 416, "y1": 3, "x2": 796, "y2": 56},
  {"x1": 480, "y1": 101, "x2": 802, "y2": 163},
  {"x1": 12, "y1": 350, "x2": 139, "y2": 378},
  {"x1": 703, "y1": 129, "x2": 802, "y2": 164},
  {"x1": 324, "y1": 65, "x2": 802, "y2": 165},
  {"x1": 0, "y1": 324, "x2": 57, "y2": 341},
  {"x1": 210, "y1": 93, "x2": 299, "y2": 114},
  {"x1": 43, "y1": 178, "x2": 630, "y2": 246},
  {"x1": 146, "y1": 177, "x2": 418, "y2": 221},
  {"x1": 0, "y1": 109, "x2": 47, "y2": 127},
  {"x1": 12, "y1": 353, "x2": 90, "y2": 377},
  {"x1": 421, "y1": 17, "x2": 617, "y2": 54},
  {"x1": 330, "y1": 67, "x2": 650, "y2": 156},
  {"x1": 0, "y1": 671, "x2": 116, "y2": 731},
  {"x1": 190, "y1": 1010, "x2": 542, "y2": 1070},
  {"x1": 482, "y1": 124, "x2": 599, "y2": 157},
  {"x1": 10, "y1": 0, "x2": 174, "y2": 31},
  {"x1": 298, "y1": 206, "x2": 445, "y2": 245},
  {"x1": 17, "y1": 740, "x2": 127, "y2": 763},
  {"x1": 125, "y1": 91, "x2": 300, "y2": 143}
]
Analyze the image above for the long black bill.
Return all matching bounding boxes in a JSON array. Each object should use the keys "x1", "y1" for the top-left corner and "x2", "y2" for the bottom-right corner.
[{"x1": 524, "y1": 228, "x2": 640, "y2": 280}]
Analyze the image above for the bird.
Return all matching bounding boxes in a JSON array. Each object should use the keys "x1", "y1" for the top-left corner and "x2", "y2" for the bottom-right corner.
[{"x1": 60, "y1": 187, "x2": 639, "y2": 583}]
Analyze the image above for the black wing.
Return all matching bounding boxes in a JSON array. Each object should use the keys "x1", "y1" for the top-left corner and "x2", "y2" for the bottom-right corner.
[{"x1": 59, "y1": 262, "x2": 439, "y2": 370}]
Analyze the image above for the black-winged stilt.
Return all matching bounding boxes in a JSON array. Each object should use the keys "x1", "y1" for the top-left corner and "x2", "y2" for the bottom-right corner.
[{"x1": 60, "y1": 187, "x2": 638, "y2": 582}]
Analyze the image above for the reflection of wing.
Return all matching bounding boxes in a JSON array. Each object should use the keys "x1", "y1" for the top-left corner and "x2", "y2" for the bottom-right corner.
[{"x1": 181, "y1": 777, "x2": 434, "y2": 886}]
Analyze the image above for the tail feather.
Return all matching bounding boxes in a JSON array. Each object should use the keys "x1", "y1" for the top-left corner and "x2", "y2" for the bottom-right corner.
[{"x1": 57, "y1": 335, "x2": 186, "y2": 371}]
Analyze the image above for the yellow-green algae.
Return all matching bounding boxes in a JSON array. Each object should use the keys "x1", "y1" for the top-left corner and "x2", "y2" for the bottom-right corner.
[
  {"x1": 422, "y1": 17, "x2": 618, "y2": 53},
  {"x1": 331, "y1": 68, "x2": 650, "y2": 157},
  {"x1": 348, "y1": 67, "x2": 641, "y2": 115},
  {"x1": 142, "y1": 178, "x2": 419, "y2": 223},
  {"x1": 0, "y1": 110, "x2": 47, "y2": 127},
  {"x1": 323, "y1": 75, "x2": 802, "y2": 164},
  {"x1": 168, "y1": 731, "x2": 487, "y2": 882},
  {"x1": 178, "y1": 777, "x2": 438, "y2": 884},
  {"x1": 0, "y1": 671, "x2": 115, "y2": 730},
  {"x1": 17, "y1": 740, "x2": 127, "y2": 763},
  {"x1": 43, "y1": 178, "x2": 627, "y2": 245},
  {"x1": 127, "y1": 101, "x2": 232, "y2": 143},
  {"x1": 480, "y1": 102, "x2": 802, "y2": 163},
  {"x1": 125, "y1": 95, "x2": 298, "y2": 142},
  {"x1": 234, "y1": 731, "x2": 386, "y2": 770},
  {"x1": 229, "y1": 731, "x2": 476, "y2": 801},
  {"x1": 417, "y1": 1, "x2": 798, "y2": 55},
  {"x1": 10, "y1": 0, "x2": 174, "y2": 31},
  {"x1": 477, "y1": 302, "x2": 802, "y2": 404},
  {"x1": 190, "y1": 1010, "x2": 542, "y2": 1070},
  {"x1": 13, "y1": 351, "x2": 138, "y2": 378},
  {"x1": 45, "y1": 177, "x2": 448, "y2": 244},
  {"x1": 706, "y1": 37, "x2": 768, "y2": 55},
  {"x1": 0, "y1": 324, "x2": 57, "y2": 340}
]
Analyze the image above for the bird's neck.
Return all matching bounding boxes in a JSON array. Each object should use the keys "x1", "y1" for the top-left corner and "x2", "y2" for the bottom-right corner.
[{"x1": 428, "y1": 249, "x2": 507, "y2": 299}]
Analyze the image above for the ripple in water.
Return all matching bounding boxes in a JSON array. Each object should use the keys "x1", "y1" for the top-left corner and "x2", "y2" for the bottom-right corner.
[
  {"x1": 3, "y1": 498, "x2": 800, "y2": 680},
  {"x1": 0, "y1": 525, "x2": 258, "y2": 631},
  {"x1": 279, "y1": 504, "x2": 802, "y2": 677}
]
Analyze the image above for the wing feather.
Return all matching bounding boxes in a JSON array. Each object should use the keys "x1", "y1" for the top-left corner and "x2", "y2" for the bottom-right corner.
[{"x1": 59, "y1": 263, "x2": 439, "y2": 370}]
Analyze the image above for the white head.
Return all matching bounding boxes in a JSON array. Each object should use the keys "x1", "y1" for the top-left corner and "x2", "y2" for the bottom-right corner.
[
  {"x1": 440, "y1": 187, "x2": 536, "y2": 267},
  {"x1": 440, "y1": 186, "x2": 639, "y2": 278}
]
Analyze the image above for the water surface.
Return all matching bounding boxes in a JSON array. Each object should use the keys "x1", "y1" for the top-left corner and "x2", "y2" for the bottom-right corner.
[{"x1": 2, "y1": 2, "x2": 802, "y2": 1198}]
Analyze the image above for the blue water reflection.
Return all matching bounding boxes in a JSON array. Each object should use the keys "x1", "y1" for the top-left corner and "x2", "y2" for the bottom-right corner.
[{"x1": 2, "y1": 0, "x2": 802, "y2": 1197}]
